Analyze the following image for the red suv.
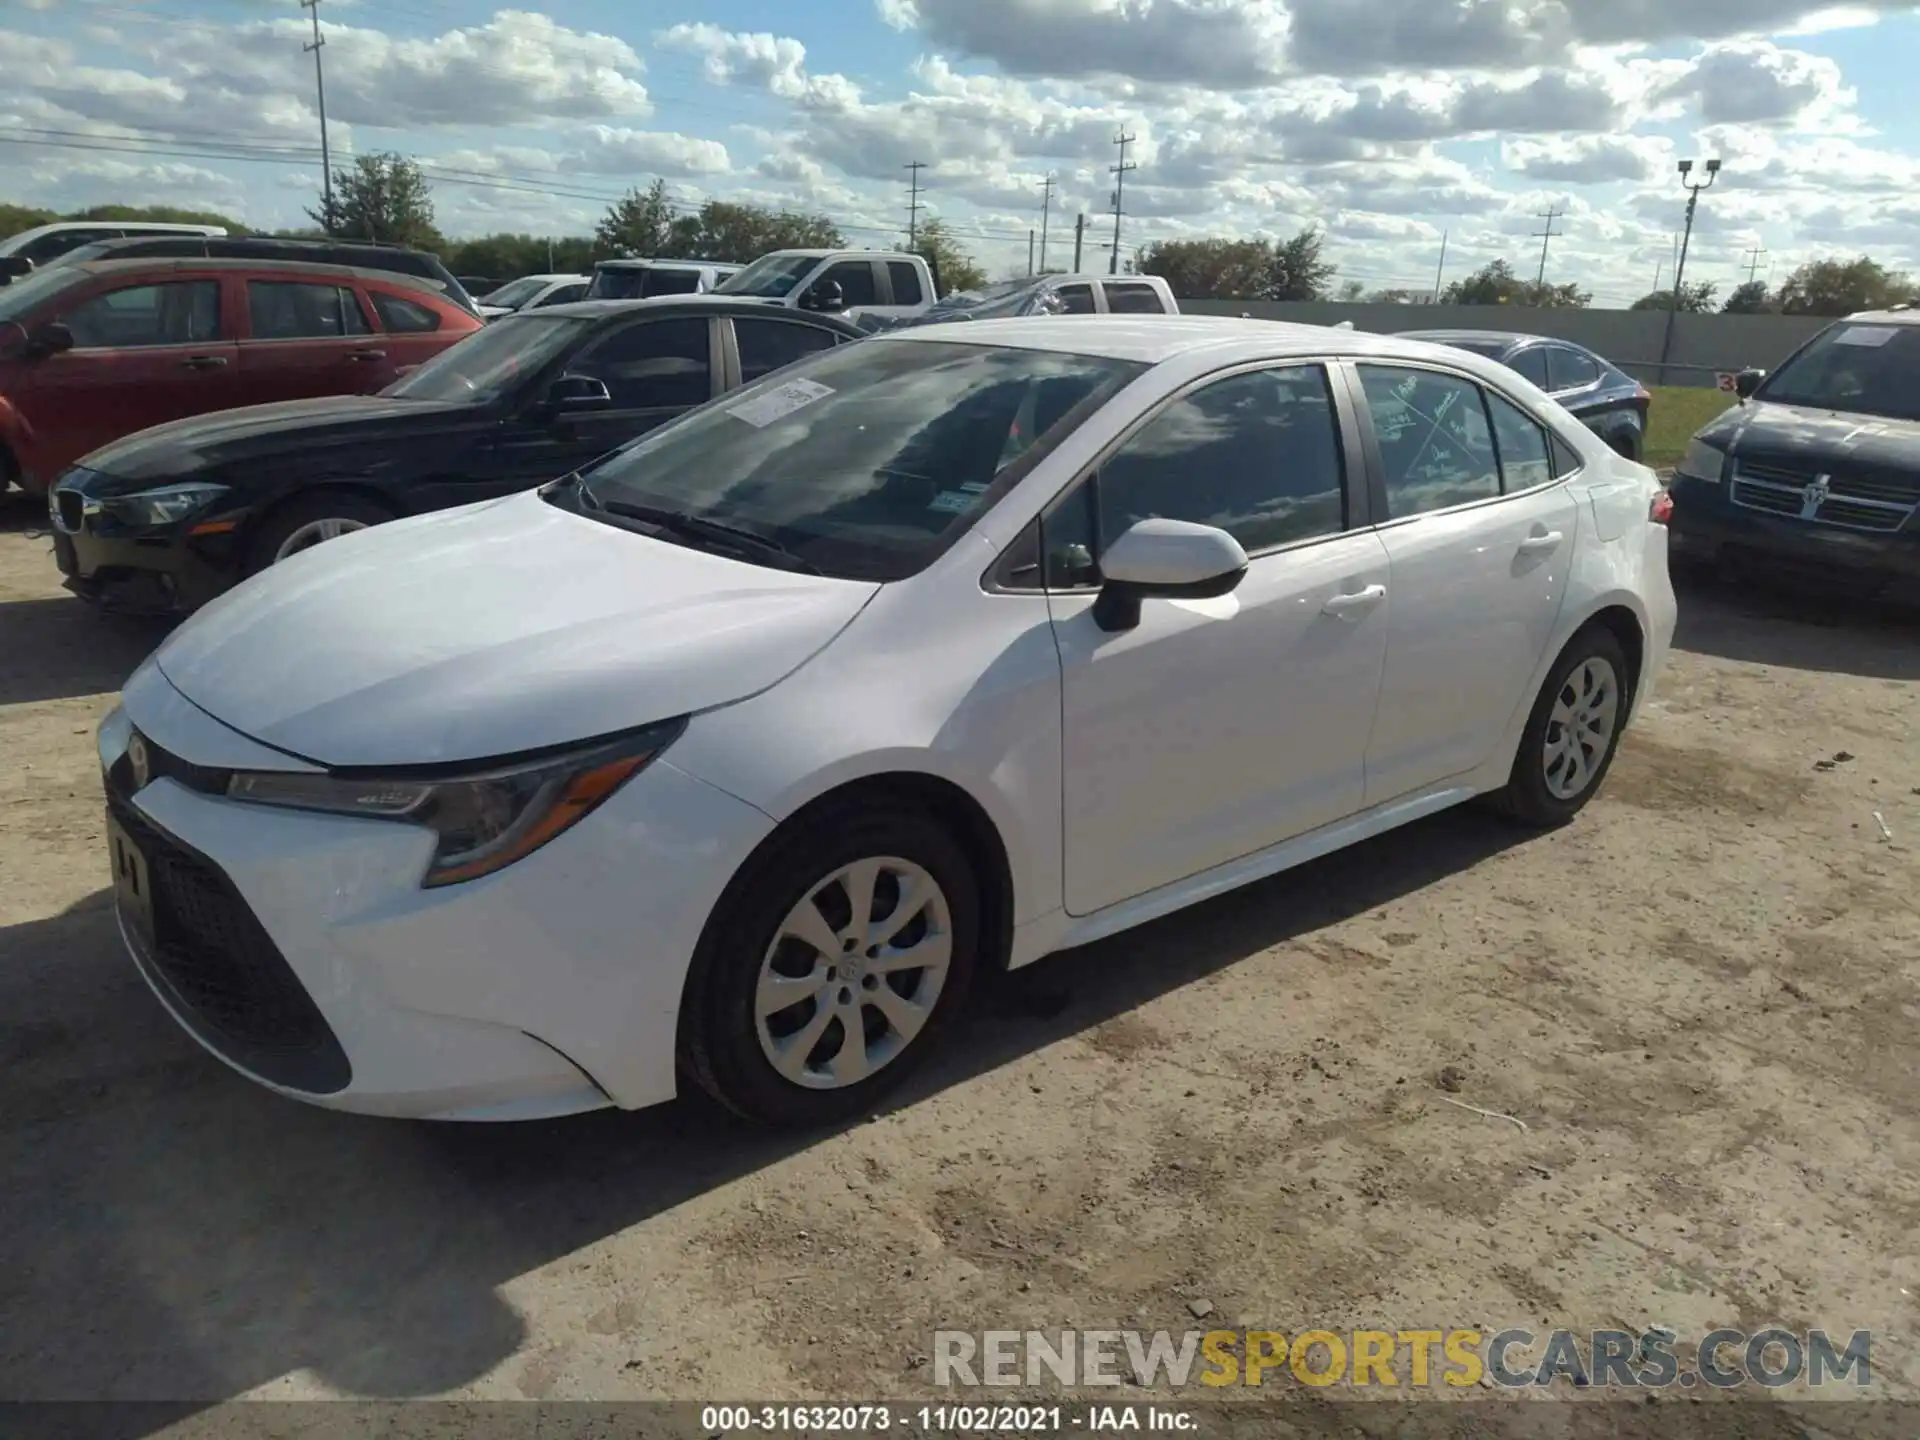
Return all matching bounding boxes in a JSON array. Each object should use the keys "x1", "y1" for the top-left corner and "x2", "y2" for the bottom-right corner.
[{"x1": 0, "y1": 256, "x2": 481, "y2": 495}]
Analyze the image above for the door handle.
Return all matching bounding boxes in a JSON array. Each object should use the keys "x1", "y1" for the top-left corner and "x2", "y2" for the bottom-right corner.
[
  {"x1": 348, "y1": 349, "x2": 389, "y2": 362},
  {"x1": 1321, "y1": 584, "x2": 1387, "y2": 618},
  {"x1": 180, "y1": 355, "x2": 228, "y2": 370},
  {"x1": 1518, "y1": 530, "x2": 1565, "y2": 553}
]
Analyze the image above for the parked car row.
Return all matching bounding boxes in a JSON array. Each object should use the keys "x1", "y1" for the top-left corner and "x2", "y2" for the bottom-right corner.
[{"x1": 90, "y1": 311, "x2": 1678, "y2": 1128}]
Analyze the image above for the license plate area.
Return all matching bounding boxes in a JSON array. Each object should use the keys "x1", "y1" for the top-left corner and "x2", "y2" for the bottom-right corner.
[{"x1": 107, "y1": 810, "x2": 156, "y2": 950}]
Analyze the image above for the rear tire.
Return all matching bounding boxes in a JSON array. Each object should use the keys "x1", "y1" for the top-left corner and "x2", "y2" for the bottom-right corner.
[
  {"x1": 1487, "y1": 624, "x2": 1632, "y2": 829},
  {"x1": 679, "y1": 803, "x2": 982, "y2": 1128},
  {"x1": 245, "y1": 492, "x2": 394, "y2": 574}
]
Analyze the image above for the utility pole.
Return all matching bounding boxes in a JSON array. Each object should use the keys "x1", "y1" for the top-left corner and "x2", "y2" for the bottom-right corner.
[
  {"x1": 1108, "y1": 126, "x2": 1137, "y2": 276},
  {"x1": 903, "y1": 160, "x2": 927, "y2": 247},
  {"x1": 1073, "y1": 213, "x2": 1086, "y2": 271},
  {"x1": 1658, "y1": 158, "x2": 1721, "y2": 384},
  {"x1": 1027, "y1": 229, "x2": 1036, "y2": 277},
  {"x1": 1431, "y1": 229, "x2": 1448, "y2": 303},
  {"x1": 1532, "y1": 205, "x2": 1564, "y2": 288},
  {"x1": 301, "y1": 0, "x2": 333, "y2": 233},
  {"x1": 1743, "y1": 243, "x2": 1769, "y2": 285},
  {"x1": 1038, "y1": 174, "x2": 1056, "y2": 273}
]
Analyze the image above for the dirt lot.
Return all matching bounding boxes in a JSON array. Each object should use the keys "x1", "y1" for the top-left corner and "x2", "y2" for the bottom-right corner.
[{"x1": 2, "y1": 489, "x2": 1917, "y2": 1418}]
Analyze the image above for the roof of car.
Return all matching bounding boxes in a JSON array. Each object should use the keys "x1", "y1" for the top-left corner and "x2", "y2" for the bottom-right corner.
[
  {"x1": 1393, "y1": 328, "x2": 1542, "y2": 348},
  {"x1": 594, "y1": 258, "x2": 740, "y2": 271},
  {"x1": 65, "y1": 255, "x2": 454, "y2": 296},
  {"x1": 875, "y1": 314, "x2": 1489, "y2": 364},
  {"x1": 512, "y1": 295, "x2": 867, "y2": 330},
  {"x1": 1843, "y1": 306, "x2": 1920, "y2": 325}
]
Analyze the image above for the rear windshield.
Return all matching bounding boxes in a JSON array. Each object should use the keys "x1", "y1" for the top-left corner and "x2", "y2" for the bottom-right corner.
[
  {"x1": 1758, "y1": 322, "x2": 1920, "y2": 422},
  {"x1": 555, "y1": 338, "x2": 1146, "y2": 582}
]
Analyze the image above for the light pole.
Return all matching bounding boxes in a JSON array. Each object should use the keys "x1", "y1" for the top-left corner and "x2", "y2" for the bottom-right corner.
[{"x1": 1657, "y1": 157, "x2": 1719, "y2": 385}]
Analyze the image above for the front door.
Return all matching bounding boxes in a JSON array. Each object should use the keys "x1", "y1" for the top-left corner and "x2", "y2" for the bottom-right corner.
[
  {"x1": 1048, "y1": 362, "x2": 1392, "y2": 917},
  {"x1": 470, "y1": 314, "x2": 722, "y2": 500},
  {"x1": 235, "y1": 278, "x2": 392, "y2": 403},
  {"x1": 18, "y1": 276, "x2": 236, "y2": 477},
  {"x1": 1348, "y1": 362, "x2": 1578, "y2": 804}
]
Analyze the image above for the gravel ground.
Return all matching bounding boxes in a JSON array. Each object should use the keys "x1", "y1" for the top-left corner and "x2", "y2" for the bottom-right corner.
[{"x1": 1, "y1": 491, "x2": 1916, "y2": 1420}]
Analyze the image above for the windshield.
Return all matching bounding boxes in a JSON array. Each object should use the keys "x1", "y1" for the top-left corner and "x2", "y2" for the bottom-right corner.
[
  {"x1": 383, "y1": 314, "x2": 589, "y2": 402},
  {"x1": 1757, "y1": 322, "x2": 1920, "y2": 421},
  {"x1": 480, "y1": 276, "x2": 548, "y2": 309},
  {"x1": 0, "y1": 266, "x2": 89, "y2": 325},
  {"x1": 931, "y1": 278, "x2": 1039, "y2": 311},
  {"x1": 558, "y1": 339, "x2": 1145, "y2": 581},
  {"x1": 714, "y1": 254, "x2": 818, "y2": 298}
]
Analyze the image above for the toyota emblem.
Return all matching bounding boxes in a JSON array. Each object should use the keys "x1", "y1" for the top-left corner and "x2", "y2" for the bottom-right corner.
[{"x1": 128, "y1": 734, "x2": 151, "y2": 791}]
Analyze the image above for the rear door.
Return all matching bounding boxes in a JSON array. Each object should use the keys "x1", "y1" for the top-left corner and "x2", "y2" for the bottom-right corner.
[
  {"x1": 729, "y1": 315, "x2": 847, "y2": 387},
  {"x1": 365, "y1": 285, "x2": 463, "y2": 374},
  {"x1": 883, "y1": 259, "x2": 928, "y2": 314},
  {"x1": 14, "y1": 273, "x2": 236, "y2": 476},
  {"x1": 235, "y1": 276, "x2": 392, "y2": 403},
  {"x1": 1103, "y1": 279, "x2": 1171, "y2": 314}
]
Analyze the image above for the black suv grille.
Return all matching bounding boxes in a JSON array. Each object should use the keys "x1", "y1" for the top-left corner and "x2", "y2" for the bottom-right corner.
[{"x1": 111, "y1": 794, "x2": 350, "y2": 1094}]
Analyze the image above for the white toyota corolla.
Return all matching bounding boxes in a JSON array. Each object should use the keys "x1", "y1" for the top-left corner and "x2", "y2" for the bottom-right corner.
[{"x1": 97, "y1": 317, "x2": 1676, "y2": 1126}]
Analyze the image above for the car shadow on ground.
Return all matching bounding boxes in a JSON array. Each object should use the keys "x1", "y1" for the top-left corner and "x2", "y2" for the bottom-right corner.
[
  {"x1": 1671, "y1": 566, "x2": 1920, "y2": 682},
  {"x1": 0, "y1": 806, "x2": 1531, "y2": 1416},
  {"x1": 0, "y1": 596, "x2": 171, "y2": 707}
]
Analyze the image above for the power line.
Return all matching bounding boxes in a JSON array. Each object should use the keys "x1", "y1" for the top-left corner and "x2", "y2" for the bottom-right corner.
[
  {"x1": 1743, "y1": 244, "x2": 1769, "y2": 285},
  {"x1": 903, "y1": 159, "x2": 927, "y2": 247},
  {"x1": 299, "y1": 0, "x2": 334, "y2": 233},
  {"x1": 1108, "y1": 126, "x2": 1136, "y2": 276},
  {"x1": 1532, "y1": 205, "x2": 1564, "y2": 287}
]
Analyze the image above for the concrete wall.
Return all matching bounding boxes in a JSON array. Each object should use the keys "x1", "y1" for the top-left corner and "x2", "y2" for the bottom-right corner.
[{"x1": 1178, "y1": 300, "x2": 1832, "y2": 388}]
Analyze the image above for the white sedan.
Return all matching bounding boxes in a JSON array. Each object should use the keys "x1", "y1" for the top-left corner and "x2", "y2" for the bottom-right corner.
[{"x1": 96, "y1": 317, "x2": 1677, "y2": 1125}]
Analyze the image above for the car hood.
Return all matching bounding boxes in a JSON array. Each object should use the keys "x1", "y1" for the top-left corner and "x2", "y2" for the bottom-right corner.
[
  {"x1": 1700, "y1": 399, "x2": 1920, "y2": 472},
  {"x1": 151, "y1": 489, "x2": 881, "y2": 767},
  {"x1": 78, "y1": 396, "x2": 478, "y2": 487}
]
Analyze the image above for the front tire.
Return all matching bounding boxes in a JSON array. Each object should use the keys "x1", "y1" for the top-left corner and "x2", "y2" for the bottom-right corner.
[
  {"x1": 1488, "y1": 624, "x2": 1632, "y2": 828},
  {"x1": 246, "y1": 492, "x2": 394, "y2": 574},
  {"x1": 679, "y1": 804, "x2": 982, "y2": 1127}
]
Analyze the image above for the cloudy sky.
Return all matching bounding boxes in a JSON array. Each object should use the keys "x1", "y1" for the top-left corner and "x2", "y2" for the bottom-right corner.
[{"x1": 4, "y1": 0, "x2": 1918, "y2": 305}]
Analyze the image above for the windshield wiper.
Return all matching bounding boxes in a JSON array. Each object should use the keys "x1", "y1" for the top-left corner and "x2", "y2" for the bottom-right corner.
[{"x1": 591, "y1": 496, "x2": 822, "y2": 575}]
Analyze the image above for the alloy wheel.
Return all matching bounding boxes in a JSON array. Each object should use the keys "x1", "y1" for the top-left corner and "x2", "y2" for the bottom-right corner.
[{"x1": 274, "y1": 516, "x2": 368, "y2": 563}]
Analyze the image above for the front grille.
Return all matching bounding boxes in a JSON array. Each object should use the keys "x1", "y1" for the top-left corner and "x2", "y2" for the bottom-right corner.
[
  {"x1": 1730, "y1": 462, "x2": 1917, "y2": 534},
  {"x1": 111, "y1": 794, "x2": 350, "y2": 1094}
]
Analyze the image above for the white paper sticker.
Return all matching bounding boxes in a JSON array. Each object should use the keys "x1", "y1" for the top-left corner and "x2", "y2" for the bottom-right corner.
[
  {"x1": 1833, "y1": 325, "x2": 1897, "y2": 348},
  {"x1": 927, "y1": 490, "x2": 976, "y2": 514},
  {"x1": 727, "y1": 377, "x2": 835, "y2": 427}
]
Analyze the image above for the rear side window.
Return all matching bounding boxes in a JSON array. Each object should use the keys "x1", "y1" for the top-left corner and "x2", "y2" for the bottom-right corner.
[
  {"x1": 20, "y1": 229, "x2": 120, "y2": 264},
  {"x1": 1357, "y1": 365, "x2": 1501, "y2": 518},
  {"x1": 735, "y1": 318, "x2": 841, "y2": 383},
  {"x1": 1548, "y1": 346, "x2": 1601, "y2": 390},
  {"x1": 1486, "y1": 391, "x2": 1554, "y2": 493},
  {"x1": 371, "y1": 291, "x2": 442, "y2": 333},
  {"x1": 1507, "y1": 347, "x2": 1550, "y2": 389},
  {"x1": 641, "y1": 268, "x2": 703, "y2": 298},
  {"x1": 1055, "y1": 283, "x2": 1096, "y2": 314},
  {"x1": 57, "y1": 280, "x2": 221, "y2": 348},
  {"x1": 887, "y1": 261, "x2": 925, "y2": 306},
  {"x1": 1105, "y1": 282, "x2": 1166, "y2": 314},
  {"x1": 535, "y1": 282, "x2": 587, "y2": 308},
  {"x1": 247, "y1": 281, "x2": 370, "y2": 339}
]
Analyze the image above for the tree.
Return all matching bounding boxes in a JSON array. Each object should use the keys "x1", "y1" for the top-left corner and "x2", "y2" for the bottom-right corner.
[
  {"x1": 1722, "y1": 280, "x2": 1774, "y2": 315},
  {"x1": 1269, "y1": 227, "x2": 1336, "y2": 301},
  {"x1": 0, "y1": 203, "x2": 58, "y2": 240},
  {"x1": 1136, "y1": 237, "x2": 1274, "y2": 299},
  {"x1": 911, "y1": 218, "x2": 986, "y2": 295},
  {"x1": 595, "y1": 180, "x2": 678, "y2": 258},
  {"x1": 1630, "y1": 281, "x2": 1717, "y2": 312},
  {"x1": 69, "y1": 203, "x2": 249, "y2": 232},
  {"x1": 1338, "y1": 279, "x2": 1367, "y2": 302},
  {"x1": 1776, "y1": 255, "x2": 1919, "y2": 316},
  {"x1": 666, "y1": 200, "x2": 843, "y2": 263},
  {"x1": 441, "y1": 233, "x2": 601, "y2": 282},
  {"x1": 1442, "y1": 258, "x2": 1589, "y2": 308},
  {"x1": 308, "y1": 152, "x2": 441, "y2": 250}
]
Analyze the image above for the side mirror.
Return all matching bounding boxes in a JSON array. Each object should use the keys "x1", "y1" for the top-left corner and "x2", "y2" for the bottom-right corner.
[
  {"x1": 1091, "y1": 518, "x2": 1249, "y2": 633},
  {"x1": 0, "y1": 256, "x2": 33, "y2": 282},
  {"x1": 0, "y1": 322, "x2": 26, "y2": 360},
  {"x1": 544, "y1": 373, "x2": 612, "y2": 413},
  {"x1": 801, "y1": 280, "x2": 846, "y2": 314},
  {"x1": 1735, "y1": 368, "x2": 1764, "y2": 400},
  {"x1": 26, "y1": 322, "x2": 74, "y2": 358}
]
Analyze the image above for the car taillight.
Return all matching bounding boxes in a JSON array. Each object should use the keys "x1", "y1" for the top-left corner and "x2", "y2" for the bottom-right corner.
[
  {"x1": 1649, "y1": 489, "x2": 1674, "y2": 525},
  {"x1": 1633, "y1": 384, "x2": 1651, "y2": 402}
]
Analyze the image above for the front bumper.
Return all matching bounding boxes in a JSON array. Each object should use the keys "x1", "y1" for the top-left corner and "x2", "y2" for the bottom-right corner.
[
  {"x1": 1667, "y1": 472, "x2": 1920, "y2": 583},
  {"x1": 49, "y1": 482, "x2": 244, "y2": 613},
  {"x1": 101, "y1": 666, "x2": 777, "y2": 1119}
]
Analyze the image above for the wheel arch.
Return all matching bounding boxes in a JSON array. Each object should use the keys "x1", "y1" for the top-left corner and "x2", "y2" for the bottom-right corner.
[{"x1": 241, "y1": 479, "x2": 401, "y2": 545}]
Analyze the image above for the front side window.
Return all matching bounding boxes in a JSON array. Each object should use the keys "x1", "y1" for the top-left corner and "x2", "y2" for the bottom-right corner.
[
  {"x1": 57, "y1": 280, "x2": 220, "y2": 348},
  {"x1": 570, "y1": 317, "x2": 711, "y2": 409},
  {"x1": 640, "y1": 268, "x2": 703, "y2": 298},
  {"x1": 1548, "y1": 346, "x2": 1601, "y2": 390},
  {"x1": 1756, "y1": 322, "x2": 1920, "y2": 421},
  {"x1": 480, "y1": 276, "x2": 547, "y2": 310},
  {"x1": 1092, "y1": 365, "x2": 1347, "y2": 555},
  {"x1": 736, "y1": 318, "x2": 840, "y2": 383},
  {"x1": 382, "y1": 313, "x2": 588, "y2": 401},
  {"x1": 247, "y1": 281, "x2": 370, "y2": 340},
  {"x1": 563, "y1": 339, "x2": 1144, "y2": 581},
  {"x1": 1486, "y1": 391, "x2": 1554, "y2": 492},
  {"x1": 587, "y1": 266, "x2": 648, "y2": 300},
  {"x1": 1056, "y1": 283, "x2": 1096, "y2": 314},
  {"x1": 822, "y1": 261, "x2": 878, "y2": 307},
  {"x1": 1105, "y1": 282, "x2": 1167, "y2": 314},
  {"x1": 21, "y1": 229, "x2": 118, "y2": 264},
  {"x1": 535, "y1": 282, "x2": 587, "y2": 307},
  {"x1": 1358, "y1": 365, "x2": 1501, "y2": 518}
]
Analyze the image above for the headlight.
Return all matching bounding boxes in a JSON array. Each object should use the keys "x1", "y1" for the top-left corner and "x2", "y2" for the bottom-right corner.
[
  {"x1": 100, "y1": 482, "x2": 231, "y2": 528},
  {"x1": 1677, "y1": 438, "x2": 1728, "y2": 482},
  {"x1": 225, "y1": 719, "x2": 685, "y2": 888}
]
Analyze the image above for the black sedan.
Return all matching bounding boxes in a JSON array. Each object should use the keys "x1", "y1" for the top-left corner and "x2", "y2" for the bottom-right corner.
[
  {"x1": 1396, "y1": 329, "x2": 1651, "y2": 461},
  {"x1": 47, "y1": 298, "x2": 867, "y2": 612}
]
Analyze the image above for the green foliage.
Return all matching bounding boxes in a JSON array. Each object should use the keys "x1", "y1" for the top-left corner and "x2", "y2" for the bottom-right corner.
[
  {"x1": 1776, "y1": 255, "x2": 1919, "y2": 316},
  {"x1": 911, "y1": 218, "x2": 987, "y2": 295},
  {"x1": 1135, "y1": 237, "x2": 1274, "y2": 299},
  {"x1": 0, "y1": 201, "x2": 247, "y2": 241},
  {"x1": 664, "y1": 200, "x2": 845, "y2": 263},
  {"x1": 1721, "y1": 280, "x2": 1774, "y2": 315},
  {"x1": 1268, "y1": 227, "x2": 1337, "y2": 301},
  {"x1": 595, "y1": 180, "x2": 678, "y2": 258},
  {"x1": 1443, "y1": 258, "x2": 1590, "y2": 309},
  {"x1": 308, "y1": 152, "x2": 443, "y2": 251},
  {"x1": 1630, "y1": 281, "x2": 1717, "y2": 313}
]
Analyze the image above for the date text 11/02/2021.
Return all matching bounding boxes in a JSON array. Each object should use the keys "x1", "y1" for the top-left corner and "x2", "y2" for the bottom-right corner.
[{"x1": 701, "y1": 1405, "x2": 1197, "y2": 1432}]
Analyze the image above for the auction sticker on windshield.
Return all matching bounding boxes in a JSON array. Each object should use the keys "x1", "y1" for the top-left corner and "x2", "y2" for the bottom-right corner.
[
  {"x1": 728, "y1": 377, "x2": 835, "y2": 427},
  {"x1": 1833, "y1": 326, "x2": 1897, "y2": 347}
]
